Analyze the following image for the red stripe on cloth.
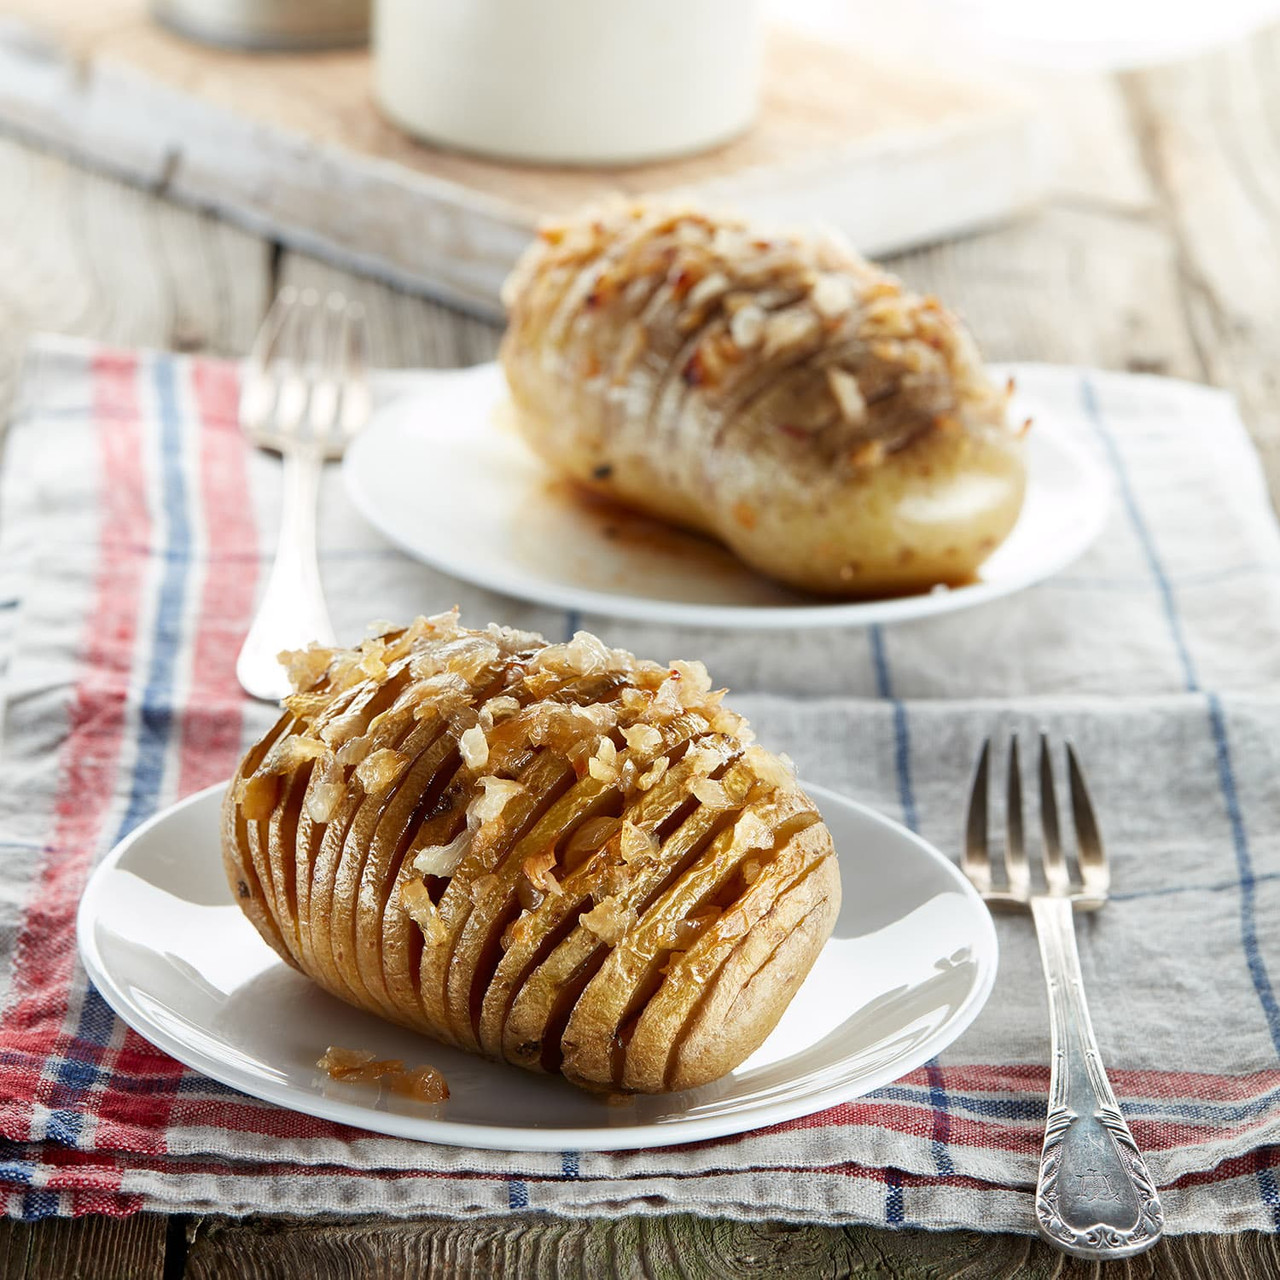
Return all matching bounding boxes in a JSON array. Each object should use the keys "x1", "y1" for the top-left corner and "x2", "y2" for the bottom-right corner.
[
  {"x1": 92, "y1": 358, "x2": 262, "y2": 1158},
  {"x1": 178, "y1": 357, "x2": 258, "y2": 796},
  {"x1": 0, "y1": 353, "x2": 148, "y2": 1184},
  {"x1": 165, "y1": 1096, "x2": 380, "y2": 1145},
  {"x1": 901, "y1": 1063, "x2": 1280, "y2": 1102}
]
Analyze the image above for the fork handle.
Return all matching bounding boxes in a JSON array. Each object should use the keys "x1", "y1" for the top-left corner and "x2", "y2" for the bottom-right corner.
[
  {"x1": 1030, "y1": 896, "x2": 1163, "y2": 1258},
  {"x1": 236, "y1": 448, "x2": 337, "y2": 702}
]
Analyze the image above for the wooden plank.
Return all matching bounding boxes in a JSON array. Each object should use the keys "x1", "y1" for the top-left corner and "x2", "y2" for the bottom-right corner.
[
  {"x1": 0, "y1": 133, "x2": 270, "y2": 427},
  {"x1": 0, "y1": 1214, "x2": 166, "y2": 1280},
  {"x1": 0, "y1": 0, "x2": 1044, "y2": 317},
  {"x1": 182, "y1": 1214, "x2": 1280, "y2": 1279},
  {"x1": 1121, "y1": 22, "x2": 1280, "y2": 503}
]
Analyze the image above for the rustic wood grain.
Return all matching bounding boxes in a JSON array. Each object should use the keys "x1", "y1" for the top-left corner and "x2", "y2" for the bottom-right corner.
[
  {"x1": 0, "y1": 0, "x2": 1042, "y2": 313},
  {"x1": 1121, "y1": 24, "x2": 1280, "y2": 501},
  {"x1": 182, "y1": 1214, "x2": 1280, "y2": 1279},
  {"x1": 0, "y1": 133, "x2": 269, "y2": 426},
  {"x1": 0, "y1": 1213, "x2": 165, "y2": 1279}
]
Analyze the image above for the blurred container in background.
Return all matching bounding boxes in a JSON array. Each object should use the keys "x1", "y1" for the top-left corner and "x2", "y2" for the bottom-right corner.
[
  {"x1": 373, "y1": 0, "x2": 762, "y2": 165},
  {"x1": 151, "y1": 0, "x2": 369, "y2": 50}
]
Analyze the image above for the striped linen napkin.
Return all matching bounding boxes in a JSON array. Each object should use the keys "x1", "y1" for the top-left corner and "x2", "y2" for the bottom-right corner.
[{"x1": 0, "y1": 333, "x2": 1278, "y2": 1230}]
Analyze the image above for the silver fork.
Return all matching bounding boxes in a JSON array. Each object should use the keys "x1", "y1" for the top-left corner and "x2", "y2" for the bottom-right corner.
[
  {"x1": 236, "y1": 286, "x2": 371, "y2": 701},
  {"x1": 964, "y1": 733, "x2": 1164, "y2": 1259}
]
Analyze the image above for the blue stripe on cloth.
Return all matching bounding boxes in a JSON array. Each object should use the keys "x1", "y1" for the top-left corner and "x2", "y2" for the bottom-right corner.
[
  {"x1": 1083, "y1": 372, "x2": 1280, "y2": 1214},
  {"x1": 563, "y1": 609, "x2": 582, "y2": 641},
  {"x1": 508, "y1": 1179, "x2": 530, "y2": 1209},
  {"x1": 867, "y1": 627, "x2": 918, "y2": 832},
  {"x1": 883, "y1": 1167, "x2": 904, "y2": 1224},
  {"x1": 1111, "y1": 869, "x2": 1280, "y2": 904},
  {"x1": 561, "y1": 1151, "x2": 580, "y2": 1178},
  {"x1": 0, "y1": 1139, "x2": 35, "y2": 1187},
  {"x1": 1079, "y1": 374, "x2": 1198, "y2": 692},
  {"x1": 869, "y1": 624, "x2": 951, "y2": 1176},
  {"x1": 1255, "y1": 1150, "x2": 1280, "y2": 1231},
  {"x1": 923, "y1": 1062, "x2": 956, "y2": 1177},
  {"x1": 111, "y1": 356, "x2": 192, "y2": 844},
  {"x1": 19, "y1": 1190, "x2": 59, "y2": 1220},
  {"x1": 1209, "y1": 694, "x2": 1280, "y2": 1058},
  {"x1": 49, "y1": 355, "x2": 194, "y2": 1146}
]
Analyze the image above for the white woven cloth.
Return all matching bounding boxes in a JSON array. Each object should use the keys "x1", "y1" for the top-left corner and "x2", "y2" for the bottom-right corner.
[{"x1": 0, "y1": 335, "x2": 1277, "y2": 1232}]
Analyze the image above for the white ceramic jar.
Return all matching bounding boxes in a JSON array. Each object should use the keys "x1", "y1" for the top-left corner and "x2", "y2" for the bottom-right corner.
[{"x1": 372, "y1": 0, "x2": 762, "y2": 165}]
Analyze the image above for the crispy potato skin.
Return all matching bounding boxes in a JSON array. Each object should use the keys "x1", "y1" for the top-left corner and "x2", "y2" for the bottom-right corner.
[
  {"x1": 221, "y1": 617, "x2": 841, "y2": 1094},
  {"x1": 500, "y1": 200, "x2": 1026, "y2": 597}
]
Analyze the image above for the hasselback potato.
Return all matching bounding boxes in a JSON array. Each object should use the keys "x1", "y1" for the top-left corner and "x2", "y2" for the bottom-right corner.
[
  {"x1": 501, "y1": 199, "x2": 1027, "y2": 598},
  {"x1": 222, "y1": 613, "x2": 840, "y2": 1094}
]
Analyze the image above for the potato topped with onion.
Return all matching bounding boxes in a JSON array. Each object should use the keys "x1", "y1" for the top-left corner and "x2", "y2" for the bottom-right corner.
[
  {"x1": 222, "y1": 613, "x2": 840, "y2": 1094},
  {"x1": 500, "y1": 199, "x2": 1027, "y2": 597}
]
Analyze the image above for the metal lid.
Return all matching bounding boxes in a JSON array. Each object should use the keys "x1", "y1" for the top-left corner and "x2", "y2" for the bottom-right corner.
[{"x1": 151, "y1": 0, "x2": 370, "y2": 51}]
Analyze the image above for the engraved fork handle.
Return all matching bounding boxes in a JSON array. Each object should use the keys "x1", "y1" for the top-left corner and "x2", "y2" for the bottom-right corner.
[
  {"x1": 1030, "y1": 896, "x2": 1163, "y2": 1258},
  {"x1": 235, "y1": 447, "x2": 336, "y2": 702}
]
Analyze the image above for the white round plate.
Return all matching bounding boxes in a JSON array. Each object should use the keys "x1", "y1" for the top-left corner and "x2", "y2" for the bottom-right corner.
[
  {"x1": 344, "y1": 362, "x2": 1109, "y2": 630},
  {"x1": 77, "y1": 782, "x2": 997, "y2": 1152}
]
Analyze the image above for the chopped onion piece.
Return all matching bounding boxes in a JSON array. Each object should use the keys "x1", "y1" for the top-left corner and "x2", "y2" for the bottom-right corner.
[
  {"x1": 479, "y1": 695, "x2": 521, "y2": 730},
  {"x1": 522, "y1": 844, "x2": 561, "y2": 896},
  {"x1": 621, "y1": 724, "x2": 663, "y2": 756},
  {"x1": 317, "y1": 1046, "x2": 449, "y2": 1102},
  {"x1": 730, "y1": 811, "x2": 773, "y2": 854},
  {"x1": 469, "y1": 776, "x2": 525, "y2": 827},
  {"x1": 485, "y1": 622, "x2": 545, "y2": 653},
  {"x1": 387, "y1": 1064, "x2": 449, "y2": 1102},
  {"x1": 635, "y1": 757, "x2": 669, "y2": 791},
  {"x1": 743, "y1": 744, "x2": 795, "y2": 791},
  {"x1": 399, "y1": 879, "x2": 448, "y2": 945},
  {"x1": 316, "y1": 1046, "x2": 378, "y2": 1078},
  {"x1": 668, "y1": 660, "x2": 713, "y2": 701},
  {"x1": 412, "y1": 828, "x2": 471, "y2": 880},
  {"x1": 305, "y1": 781, "x2": 344, "y2": 824},
  {"x1": 260, "y1": 733, "x2": 329, "y2": 774},
  {"x1": 563, "y1": 816, "x2": 622, "y2": 865},
  {"x1": 581, "y1": 896, "x2": 637, "y2": 945},
  {"x1": 586, "y1": 737, "x2": 619, "y2": 784},
  {"x1": 691, "y1": 778, "x2": 732, "y2": 810},
  {"x1": 355, "y1": 748, "x2": 407, "y2": 794},
  {"x1": 279, "y1": 643, "x2": 334, "y2": 692},
  {"x1": 458, "y1": 725, "x2": 489, "y2": 770},
  {"x1": 235, "y1": 774, "x2": 278, "y2": 822},
  {"x1": 619, "y1": 820, "x2": 659, "y2": 865}
]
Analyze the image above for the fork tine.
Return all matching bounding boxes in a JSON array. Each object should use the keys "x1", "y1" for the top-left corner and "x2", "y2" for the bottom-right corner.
[
  {"x1": 240, "y1": 285, "x2": 298, "y2": 433},
  {"x1": 338, "y1": 301, "x2": 372, "y2": 440},
  {"x1": 273, "y1": 287, "x2": 318, "y2": 436},
  {"x1": 1005, "y1": 734, "x2": 1031, "y2": 899},
  {"x1": 1067, "y1": 742, "x2": 1110, "y2": 899},
  {"x1": 962, "y1": 737, "x2": 993, "y2": 896},
  {"x1": 1039, "y1": 733, "x2": 1070, "y2": 896},
  {"x1": 306, "y1": 293, "x2": 347, "y2": 440}
]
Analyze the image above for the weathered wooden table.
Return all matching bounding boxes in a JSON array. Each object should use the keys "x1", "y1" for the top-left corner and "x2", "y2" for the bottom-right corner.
[{"x1": 2, "y1": 25, "x2": 1280, "y2": 1279}]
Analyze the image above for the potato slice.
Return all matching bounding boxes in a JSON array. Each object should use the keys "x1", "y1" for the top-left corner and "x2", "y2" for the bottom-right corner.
[
  {"x1": 621, "y1": 819, "x2": 834, "y2": 1093},
  {"x1": 494, "y1": 740, "x2": 743, "y2": 1071},
  {"x1": 666, "y1": 853, "x2": 841, "y2": 1091},
  {"x1": 560, "y1": 788, "x2": 815, "y2": 1090}
]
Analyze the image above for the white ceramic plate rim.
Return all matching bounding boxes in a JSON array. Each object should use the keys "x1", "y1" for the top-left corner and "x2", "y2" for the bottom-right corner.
[
  {"x1": 77, "y1": 781, "x2": 998, "y2": 1151},
  {"x1": 343, "y1": 362, "x2": 1111, "y2": 630}
]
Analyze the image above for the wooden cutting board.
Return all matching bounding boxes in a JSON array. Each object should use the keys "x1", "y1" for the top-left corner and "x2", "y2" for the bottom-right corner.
[{"x1": 0, "y1": 0, "x2": 1045, "y2": 318}]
